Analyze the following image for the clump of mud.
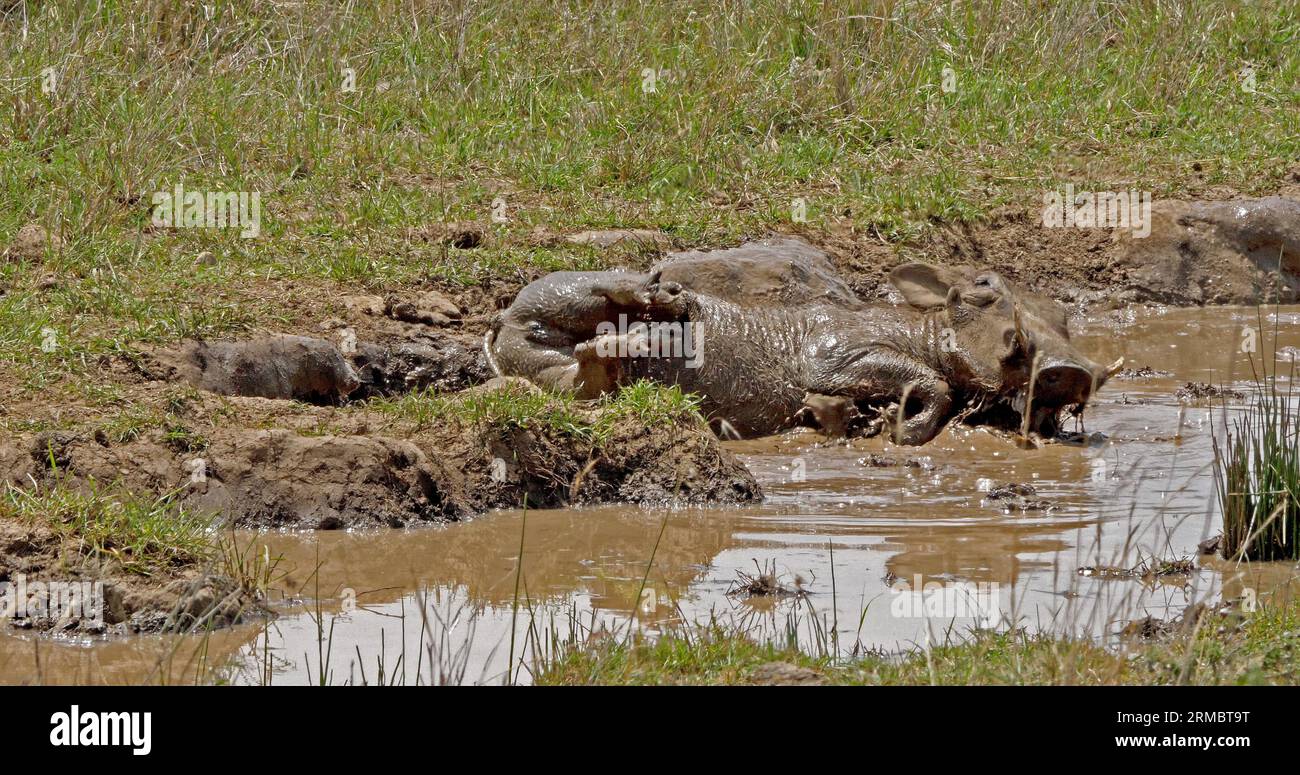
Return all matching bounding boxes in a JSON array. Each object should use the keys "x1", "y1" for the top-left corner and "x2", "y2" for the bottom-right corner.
[
  {"x1": 385, "y1": 289, "x2": 463, "y2": 327},
  {"x1": 1136, "y1": 556, "x2": 1196, "y2": 579},
  {"x1": 1111, "y1": 394, "x2": 1153, "y2": 405},
  {"x1": 750, "y1": 661, "x2": 826, "y2": 686},
  {"x1": 1120, "y1": 600, "x2": 1242, "y2": 641},
  {"x1": 566, "y1": 229, "x2": 674, "y2": 250},
  {"x1": 1, "y1": 223, "x2": 62, "y2": 261},
  {"x1": 1113, "y1": 366, "x2": 1173, "y2": 380},
  {"x1": 1175, "y1": 382, "x2": 1245, "y2": 403},
  {"x1": 858, "y1": 453, "x2": 935, "y2": 471},
  {"x1": 982, "y1": 482, "x2": 1052, "y2": 512},
  {"x1": 1078, "y1": 555, "x2": 1196, "y2": 583},
  {"x1": 406, "y1": 221, "x2": 486, "y2": 250},
  {"x1": 0, "y1": 521, "x2": 260, "y2": 636},
  {"x1": 444, "y1": 392, "x2": 761, "y2": 513}
]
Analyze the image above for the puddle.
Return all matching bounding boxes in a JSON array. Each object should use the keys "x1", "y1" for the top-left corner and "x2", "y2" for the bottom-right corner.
[{"x1": 4, "y1": 305, "x2": 1300, "y2": 684}]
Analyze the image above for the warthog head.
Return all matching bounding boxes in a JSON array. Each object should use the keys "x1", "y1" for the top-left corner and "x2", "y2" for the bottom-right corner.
[
  {"x1": 1010, "y1": 287, "x2": 1123, "y2": 437},
  {"x1": 891, "y1": 264, "x2": 1122, "y2": 438}
]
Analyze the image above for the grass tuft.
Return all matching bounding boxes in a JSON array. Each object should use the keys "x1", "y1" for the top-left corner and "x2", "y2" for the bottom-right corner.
[
  {"x1": 1213, "y1": 328, "x2": 1300, "y2": 560},
  {"x1": 2, "y1": 483, "x2": 216, "y2": 576},
  {"x1": 536, "y1": 598, "x2": 1300, "y2": 685},
  {"x1": 373, "y1": 378, "x2": 703, "y2": 444}
]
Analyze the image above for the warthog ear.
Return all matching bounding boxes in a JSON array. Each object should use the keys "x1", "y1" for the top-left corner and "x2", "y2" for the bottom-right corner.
[{"x1": 891, "y1": 263, "x2": 957, "y2": 309}]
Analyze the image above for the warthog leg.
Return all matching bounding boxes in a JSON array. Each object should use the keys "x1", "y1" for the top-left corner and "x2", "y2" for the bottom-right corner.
[
  {"x1": 485, "y1": 271, "x2": 669, "y2": 399},
  {"x1": 820, "y1": 355, "x2": 953, "y2": 445},
  {"x1": 793, "y1": 393, "x2": 882, "y2": 438},
  {"x1": 588, "y1": 274, "x2": 657, "y2": 307},
  {"x1": 488, "y1": 322, "x2": 622, "y2": 399},
  {"x1": 887, "y1": 376, "x2": 952, "y2": 446}
]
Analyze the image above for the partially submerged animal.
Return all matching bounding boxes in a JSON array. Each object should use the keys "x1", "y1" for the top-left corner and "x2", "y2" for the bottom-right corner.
[
  {"x1": 155, "y1": 335, "x2": 361, "y2": 405},
  {"x1": 486, "y1": 239, "x2": 1120, "y2": 444}
]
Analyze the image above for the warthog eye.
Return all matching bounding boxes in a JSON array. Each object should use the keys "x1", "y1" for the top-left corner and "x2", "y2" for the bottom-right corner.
[{"x1": 965, "y1": 275, "x2": 1003, "y2": 306}]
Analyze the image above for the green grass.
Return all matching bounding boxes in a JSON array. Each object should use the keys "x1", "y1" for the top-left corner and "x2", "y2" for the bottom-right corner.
[
  {"x1": 1, "y1": 482, "x2": 216, "y2": 576},
  {"x1": 1213, "y1": 328, "x2": 1300, "y2": 560},
  {"x1": 374, "y1": 378, "x2": 703, "y2": 443},
  {"x1": 536, "y1": 599, "x2": 1300, "y2": 685},
  {"x1": 2, "y1": 0, "x2": 1298, "y2": 395}
]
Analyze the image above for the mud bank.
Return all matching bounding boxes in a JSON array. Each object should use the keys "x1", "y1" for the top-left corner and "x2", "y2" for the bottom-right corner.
[
  {"x1": 0, "y1": 384, "x2": 758, "y2": 532},
  {"x1": 10, "y1": 193, "x2": 1298, "y2": 531},
  {"x1": 0, "y1": 374, "x2": 756, "y2": 633},
  {"x1": 732, "y1": 188, "x2": 1289, "y2": 311},
  {"x1": 0, "y1": 519, "x2": 256, "y2": 636}
]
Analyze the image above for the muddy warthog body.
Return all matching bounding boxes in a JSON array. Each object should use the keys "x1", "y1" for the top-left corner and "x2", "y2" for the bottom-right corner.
[
  {"x1": 650, "y1": 236, "x2": 864, "y2": 310},
  {"x1": 487, "y1": 239, "x2": 1118, "y2": 443},
  {"x1": 619, "y1": 273, "x2": 1034, "y2": 443}
]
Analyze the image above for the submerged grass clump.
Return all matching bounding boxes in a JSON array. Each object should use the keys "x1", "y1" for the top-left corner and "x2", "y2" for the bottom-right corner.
[
  {"x1": 1079, "y1": 554, "x2": 1197, "y2": 581},
  {"x1": 726, "y1": 559, "x2": 806, "y2": 599},
  {"x1": 1213, "y1": 341, "x2": 1300, "y2": 560}
]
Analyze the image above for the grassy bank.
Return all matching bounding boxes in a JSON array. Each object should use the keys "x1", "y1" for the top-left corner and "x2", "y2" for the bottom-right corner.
[
  {"x1": 375, "y1": 378, "x2": 703, "y2": 442},
  {"x1": 0, "y1": 480, "x2": 271, "y2": 634},
  {"x1": 3, "y1": 0, "x2": 1299, "y2": 401},
  {"x1": 536, "y1": 599, "x2": 1300, "y2": 685},
  {"x1": 2, "y1": 481, "x2": 214, "y2": 575}
]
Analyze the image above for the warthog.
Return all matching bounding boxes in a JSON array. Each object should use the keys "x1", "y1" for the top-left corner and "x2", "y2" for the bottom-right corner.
[{"x1": 486, "y1": 240, "x2": 1120, "y2": 444}]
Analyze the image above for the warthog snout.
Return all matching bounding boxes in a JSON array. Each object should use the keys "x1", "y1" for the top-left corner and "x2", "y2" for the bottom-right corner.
[
  {"x1": 1023, "y1": 354, "x2": 1124, "y2": 436},
  {"x1": 1036, "y1": 353, "x2": 1124, "y2": 404},
  {"x1": 1035, "y1": 359, "x2": 1097, "y2": 404}
]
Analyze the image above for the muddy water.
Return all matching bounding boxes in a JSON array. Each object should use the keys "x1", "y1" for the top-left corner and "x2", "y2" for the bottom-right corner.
[{"x1": 4, "y1": 305, "x2": 1300, "y2": 684}]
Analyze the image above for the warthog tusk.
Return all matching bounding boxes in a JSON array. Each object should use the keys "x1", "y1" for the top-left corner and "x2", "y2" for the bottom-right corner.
[{"x1": 1105, "y1": 357, "x2": 1125, "y2": 378}]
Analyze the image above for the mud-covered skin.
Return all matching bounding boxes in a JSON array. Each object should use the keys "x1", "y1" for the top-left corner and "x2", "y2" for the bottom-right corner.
[
  {"x1": 652, "y1": 241, "x2": 1116, "y2": 431},
  {"x1": 794, "y1": 393, "x2": 873, "y2": 438},
  {"x1": 490, "y1": 254, "x2": 1118, "y2": 443},
  {"x1": 650, "y1": 236, "x2": 864, "y2": 309},
  {"x1": 630, "y1": 275, "x2": 1028, "y2": 443},
  {"x1": 485, "y1": 270, "x2": 669, "y2": 398},
  {"x1": 884, "y1": 264, "x2": 1121, "y2": 435},
  {"x1": 1119, "y1": 195, "x2": 1300, "y2": 304},
  {"x1": 154, "y1": 335, "x2": 361, "y2": 405}
]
